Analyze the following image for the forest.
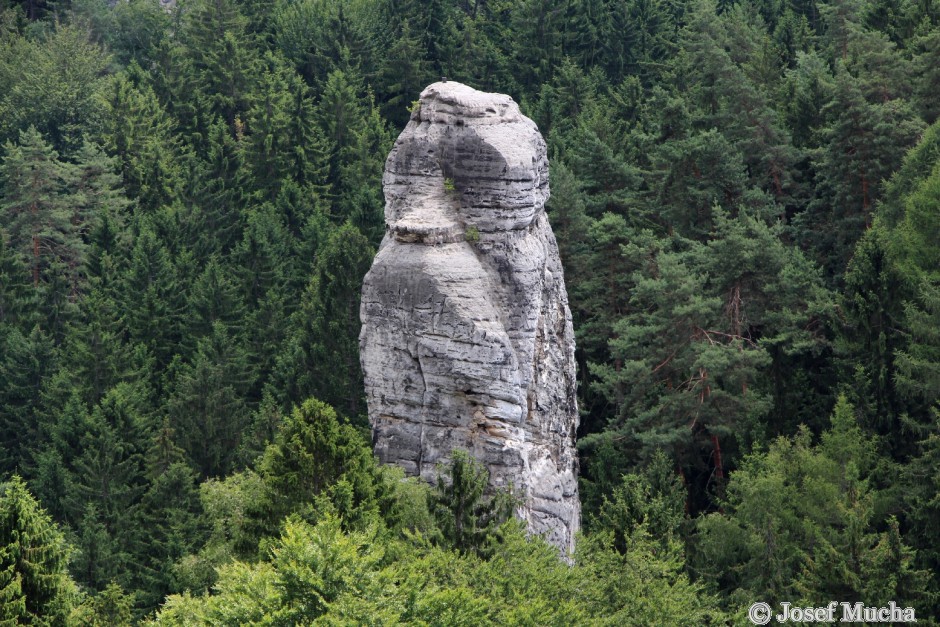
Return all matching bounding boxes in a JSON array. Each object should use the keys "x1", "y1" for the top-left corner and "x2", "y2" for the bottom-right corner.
[{"x1": 0, "y1": 0, "x2": 938, "y2": 623}]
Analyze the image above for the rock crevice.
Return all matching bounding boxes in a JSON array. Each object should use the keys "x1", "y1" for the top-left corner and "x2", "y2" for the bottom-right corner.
[{"x1": 360, "y1": 81, "x2": 580, "y2": 552}]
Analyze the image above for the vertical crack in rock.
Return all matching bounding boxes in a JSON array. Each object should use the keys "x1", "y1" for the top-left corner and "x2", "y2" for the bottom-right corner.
[{"x1": 360, "y1": 81, "x2": 580, "y2": 553}]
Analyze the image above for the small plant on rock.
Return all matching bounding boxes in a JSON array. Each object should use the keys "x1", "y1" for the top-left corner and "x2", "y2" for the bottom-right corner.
[{"x1": 465, "y1": 225, "x2": 480, "y2": 244}]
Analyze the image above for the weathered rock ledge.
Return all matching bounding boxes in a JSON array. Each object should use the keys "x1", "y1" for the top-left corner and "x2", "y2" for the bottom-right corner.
[{"x1": 360, "y1": 81, "x2": 580, "y2": 552}]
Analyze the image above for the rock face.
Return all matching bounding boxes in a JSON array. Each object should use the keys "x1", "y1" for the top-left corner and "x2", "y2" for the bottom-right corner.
[{"x1": 359, "y1": 81, "x2": 580, "y2": 552}]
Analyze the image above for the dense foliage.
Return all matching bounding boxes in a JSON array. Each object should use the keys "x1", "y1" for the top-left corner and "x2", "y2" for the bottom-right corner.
[{"x1": 0, "y1": 0, "x2": 939, "y2": 622}]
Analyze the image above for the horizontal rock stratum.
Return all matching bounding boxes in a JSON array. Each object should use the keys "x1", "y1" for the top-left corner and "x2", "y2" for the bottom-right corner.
[{"x1": 359, "y1": 81, "x2": 580, "y2": 552}]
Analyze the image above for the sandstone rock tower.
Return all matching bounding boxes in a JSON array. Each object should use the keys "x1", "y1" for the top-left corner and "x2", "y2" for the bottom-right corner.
[{"x1": 359, "y1": 81, "x2": 580, "y2": 552}]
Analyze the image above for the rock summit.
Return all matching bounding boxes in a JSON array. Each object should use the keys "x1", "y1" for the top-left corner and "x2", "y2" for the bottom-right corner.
[{"x1": 359, "y1": 81, "x2": 580, "y2": 552}]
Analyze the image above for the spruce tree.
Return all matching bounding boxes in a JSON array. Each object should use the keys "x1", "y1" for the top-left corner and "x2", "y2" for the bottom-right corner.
[
  {"x1": 57, "y1": 288, "x2": 142, "y2": 407},
  {"x1": 232, "y1": 206, "x2": 296, "y2": 401},
  {"x1": 901, "y1": 416, "x2": 940, "y2": 595},
  {"x1": 695, "y1": 396, "x2": 932, "y2": 607},
  {"x1": 71, "y1": 581, "x2": 135, "y2": 626},
  {"x1": 273, "y1": 0, "x2": 347, "y2": 84},
  {"x1": 185, "y1": 118, "x2": 248, "y2": 257},
  {"x1": 69, "y1": 141, "x2": 131, "y2": 242},
  {"x1": 119, "y1": 224, "x2": 186, "y2": 374},
  {"x1": 316, "y1": 68, "x2": 367, "y2": 205},
  {"x1": 272, "y1": 223, "x2": 374, "y2": 419},
  {"x1": 912, "y1": 27, "x2": 940, "y2": 123},
  {"x1": 372, "y1": 19, "x2": 435, "y2": 128},
  {"x1": 895, "y1": 280, "x2": 940, "y2": 412},
  {"x1": 250, "y1": 397, "x2": 386, "y2": 542},
  {"x1": 430, "y1": 450, "x2": 513, "y2": 554},
  {"x1": 68, "y1": 384, "x2": 151, "y2": 589},
  {"x1": 0, "y1": 230, "x2": 34, "y2": 329},
  {"x1": 508, "y1": 0, "x2": 566, "y2": 90},
  {"x1": 0, "y1": 325, "x2": 55, "y2": 474},
  {"x1": 336, "y1": 101, "x2": 392, "y2": 243},
  {"x1": 0, "y1": 476, "x2": 76, "y2": 624},
  {"x1": 167, "y1": 323, "x2": 252, "y2": 478},
  {"x1": 96, "y1": 73, "x2": 181, "y2": 214},
  {"x1": 187, "y1": 257, "x2": 247, "y2": 341},
  {"x1": 136, "y1": 462, "x2": 203, "y2": 610},
  {"x1": 243, "y1": 53, "x2": 329, "y2": 204},
  {"x1": 179, "y1": 0, "x2": 258, "y2": 129}
]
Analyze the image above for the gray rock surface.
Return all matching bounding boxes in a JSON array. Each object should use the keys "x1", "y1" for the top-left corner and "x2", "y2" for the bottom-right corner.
[{"x1": 360, "y1": 81, "x2": 580, "y2": 552}]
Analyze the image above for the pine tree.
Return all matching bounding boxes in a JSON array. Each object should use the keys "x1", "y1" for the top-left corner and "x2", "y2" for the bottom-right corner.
[
  {"x1": 797, "y1": 66, "x2": 924, "y2": 282},
  {"x1": 1, "y1": 126, "x2": 79, "y2": 289},
  {"x1": 696, "y1": 210, "x2": 834, "y2": 434},
  {"x1": 672, "y1": 4, "x2": 801, "y2": 212},
  {"x1": 0, "y1": 24, "x2": 109, "y2": 155},
  {"x1": 592, "y1": 234, "x2": 772, "y2": 480},
  {"x1": 592, "y1": 210, "x2": 832, "y2": 502},
  {"x1": 651, "y1": 129, "x2": 749, "y2": 239}
]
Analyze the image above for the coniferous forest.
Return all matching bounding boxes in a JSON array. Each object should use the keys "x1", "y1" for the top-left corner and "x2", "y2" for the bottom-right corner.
[{"x1": 1, "y1": 0, "x2": 939, "y2": 623}]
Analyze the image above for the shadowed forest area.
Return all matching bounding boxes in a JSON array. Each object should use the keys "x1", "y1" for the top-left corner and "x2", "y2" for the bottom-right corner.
[{"x1": 0, "y1": 0, "x2": 939, "y2": 622}]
